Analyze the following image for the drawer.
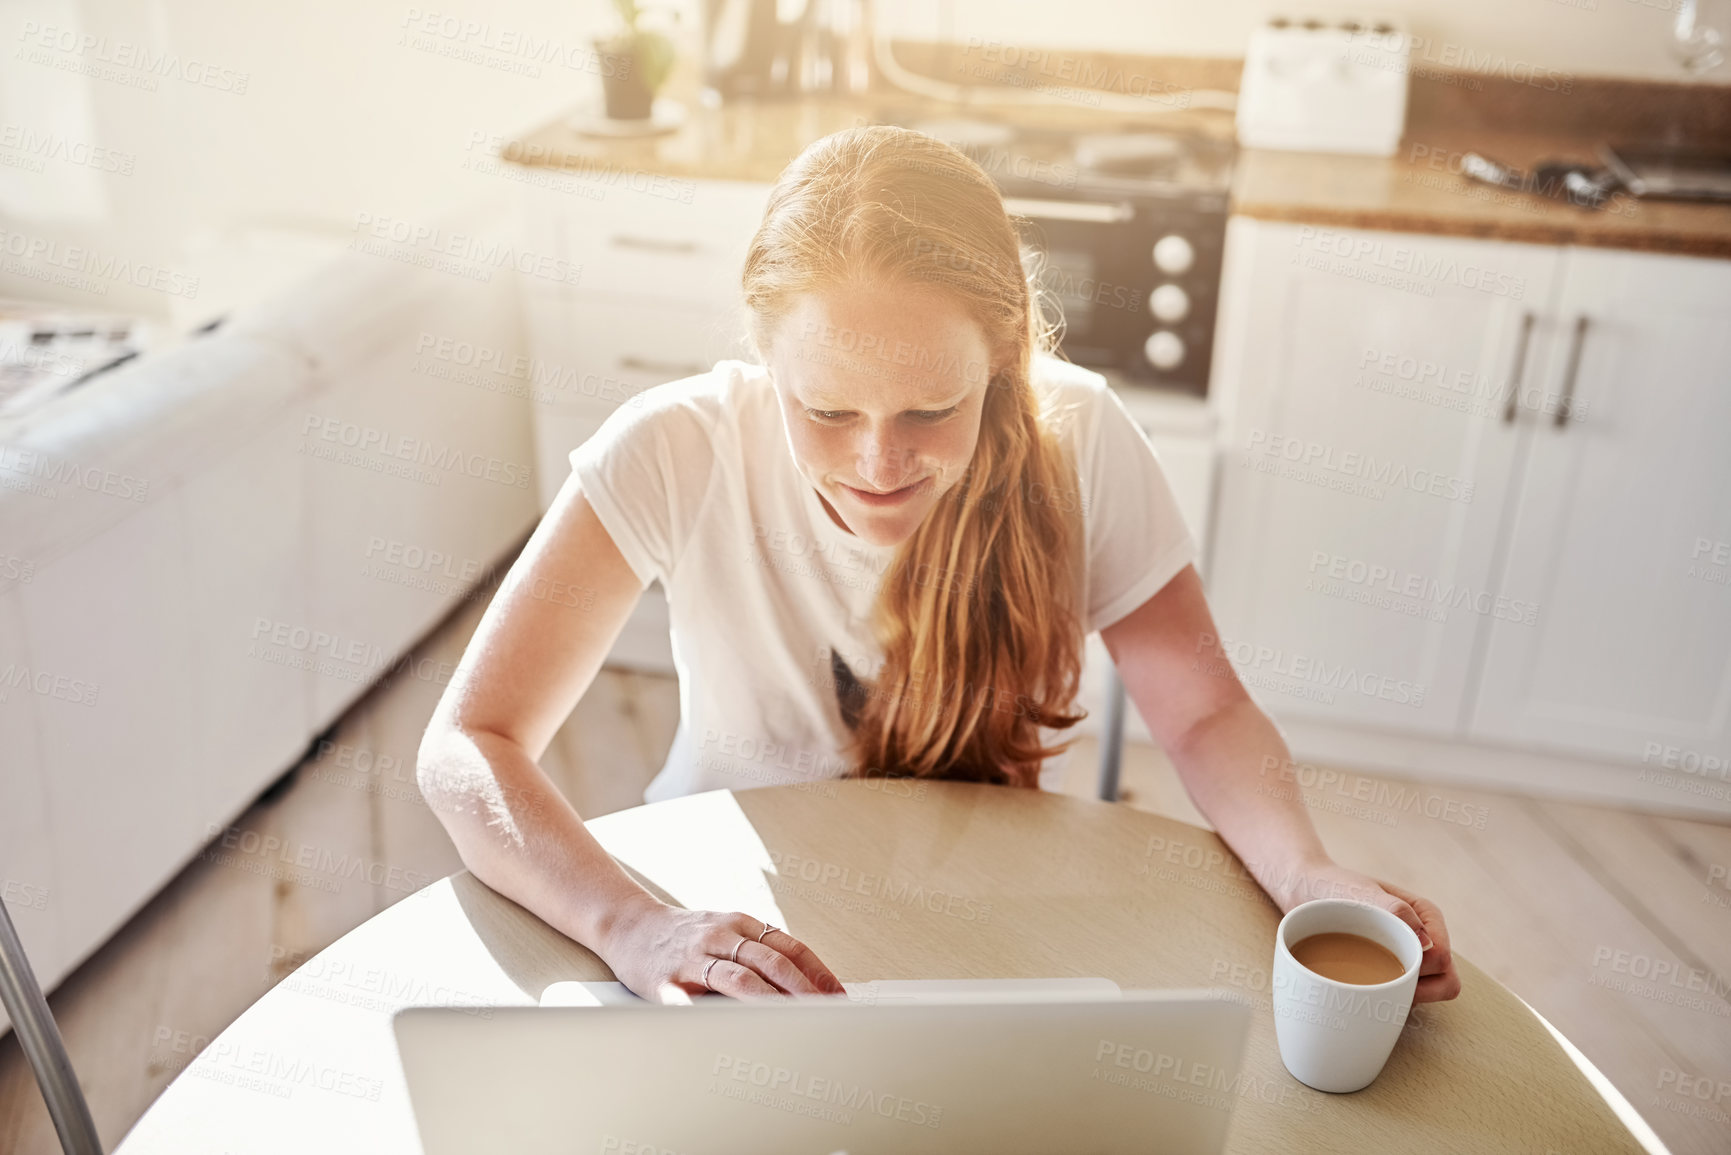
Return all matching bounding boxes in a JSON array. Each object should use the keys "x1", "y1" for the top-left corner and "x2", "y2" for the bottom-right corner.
[
  {"x1": 521, "y1": 294, "x2": 740, "y2": 413},
  {"x1": 567, "y1": 296, "x2": 755, "y2": 393},
  {"x1": 562, "y1": 178, "x2": 771, "y2": 251},
  {"x1": 553, "y1": 180, "x2": 772, "y2": 305},
  {"x1": 526, "y1": 296, "x2": 757, "y2": 510}
]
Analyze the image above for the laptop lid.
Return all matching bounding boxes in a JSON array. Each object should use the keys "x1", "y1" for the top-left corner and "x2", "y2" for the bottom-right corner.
[{"x1": 395, "y1": 988, "x2": 1252, "y2": 1155}]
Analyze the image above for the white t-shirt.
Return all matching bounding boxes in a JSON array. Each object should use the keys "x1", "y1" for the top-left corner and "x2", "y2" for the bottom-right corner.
[{"x1": 570, "y1": 353, "x2": 1196, "y2": 804}]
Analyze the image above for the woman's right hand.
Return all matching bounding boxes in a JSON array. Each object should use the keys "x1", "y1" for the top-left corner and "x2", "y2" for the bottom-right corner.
[{"x1": 600, "y1": 895, "x2": 847, "y2": 1002}]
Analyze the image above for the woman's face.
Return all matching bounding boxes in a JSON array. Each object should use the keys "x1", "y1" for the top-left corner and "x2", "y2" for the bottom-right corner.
[{"x1": 767, "y1": 282, "x2": 995, "y2": 549}]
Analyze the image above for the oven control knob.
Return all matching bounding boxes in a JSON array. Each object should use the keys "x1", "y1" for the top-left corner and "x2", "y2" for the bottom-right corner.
[
  {"x1": 1152, "y1": 234, "x2": 1195, "y2": 275},
  {"x1": 1148, "y1": 283, "x2": 1190, "y2": 322},
  {"x1": 1144, "y1": 330, "x2": 1185, "y2": 371}
]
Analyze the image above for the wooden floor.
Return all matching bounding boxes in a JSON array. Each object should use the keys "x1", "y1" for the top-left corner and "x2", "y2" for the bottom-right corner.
[{"x1": 3, "y1": 575, "x2": 1728, "y2": 1154}]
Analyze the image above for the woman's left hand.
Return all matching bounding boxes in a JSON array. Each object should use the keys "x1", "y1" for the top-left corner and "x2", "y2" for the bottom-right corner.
[{"x1": 1272, "y1": 859, "x2": 1462, "y2": 1003}]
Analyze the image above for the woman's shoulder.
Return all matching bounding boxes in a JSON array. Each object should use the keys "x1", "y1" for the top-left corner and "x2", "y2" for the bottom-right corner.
[
  {"x1": 569, "y1": 359, "x2": 770, "y2": 478},
  {"x1": 1030, "y1": 352, "x2": 1112, "y2": 441},
  {"x1": 595, "y1": 358, "x2": 774, "y2": 449},
  {"x1": 1030, "y1": 350, "x2": 1109, "y2": 394},
  {"x1": 627, "y1": 358, "x2": 765, "y2": 420}
]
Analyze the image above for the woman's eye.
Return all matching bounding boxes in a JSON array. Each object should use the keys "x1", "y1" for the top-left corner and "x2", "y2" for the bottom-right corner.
[{"x1": 806, "y1": 406, "x2": 958, "y2": 423}]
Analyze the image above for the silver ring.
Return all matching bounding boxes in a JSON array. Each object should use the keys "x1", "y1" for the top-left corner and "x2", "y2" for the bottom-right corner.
[
  {"x1": 701, "y1": 956, "x2": 720, "y2": 990},
  {"x1": 757, "y1": 922, "x2": 778, "y2": 943},
  {"x1": 731, "y1": 937, "x2": 746, "y2": 964}
]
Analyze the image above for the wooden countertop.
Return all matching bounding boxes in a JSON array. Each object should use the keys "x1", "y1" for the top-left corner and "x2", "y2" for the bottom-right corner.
[
  {"x1": 1232, "y1": 130, "x2": 1731, "y2": 258},
  {"x1": 502, "y1": 90, "x2": 1234, "y2": 187},
  {"x1": 506, "y1": 83, "x2": 1731, "y2": 259}
]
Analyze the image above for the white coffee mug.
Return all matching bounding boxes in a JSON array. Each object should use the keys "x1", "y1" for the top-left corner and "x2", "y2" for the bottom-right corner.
[{"x1": 1269, "y1": 898, "x2": 1423, "y2": 1093}]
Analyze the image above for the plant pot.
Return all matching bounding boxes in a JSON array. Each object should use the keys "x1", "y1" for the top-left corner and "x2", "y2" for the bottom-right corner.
[{"x1": 597, "y1": 44, "x2": 655, "y2": 120}]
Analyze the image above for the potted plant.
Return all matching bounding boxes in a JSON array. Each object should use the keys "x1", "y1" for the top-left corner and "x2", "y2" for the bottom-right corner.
[{"x1": 595, "y1": 0, "x2": 676, "y2": 120}]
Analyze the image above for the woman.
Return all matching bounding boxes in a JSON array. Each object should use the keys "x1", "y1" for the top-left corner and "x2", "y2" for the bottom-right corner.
[{"x1": 417, "y1": 125, "x2": 1462, "y2": 1006}]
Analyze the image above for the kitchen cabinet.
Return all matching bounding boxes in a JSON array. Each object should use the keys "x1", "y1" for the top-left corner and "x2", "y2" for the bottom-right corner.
[
  {"x1": 521, "y1": 179, "x2": 771, "y2": 514},
  {"x1": 1207, "y1": 218, "x2": 1560, "y2": 736},
  {"x1": 1210, "y1": 218, "x2": 1731, "y2": 787},
  {"x1": 519, "y1": 179, "x2": 772, "y2": 673},
  {"x1": 1469, "y1": 247, "x2": 1731, "y2": 761}
]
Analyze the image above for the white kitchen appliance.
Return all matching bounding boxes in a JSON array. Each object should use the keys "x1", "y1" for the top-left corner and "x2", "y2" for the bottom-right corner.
[{"x1": 1236, "y1": 17, "x2": 1410, "y2": 156}]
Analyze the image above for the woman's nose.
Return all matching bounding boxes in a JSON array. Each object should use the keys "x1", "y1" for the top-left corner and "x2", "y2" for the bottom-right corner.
[{"x1": 856, "y1": 433, "x2": 918, "y2": 489}]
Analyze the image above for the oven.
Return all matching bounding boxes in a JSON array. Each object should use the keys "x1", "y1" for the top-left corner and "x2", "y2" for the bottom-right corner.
[{"x1": 1003, "y1": 186, "x2": 1228, "y2": 398}]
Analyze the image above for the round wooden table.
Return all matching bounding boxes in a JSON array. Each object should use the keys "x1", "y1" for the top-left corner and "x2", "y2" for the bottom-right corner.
[{"x1": 115, "y1": 781, "x2": 1666, "y2": 1154}]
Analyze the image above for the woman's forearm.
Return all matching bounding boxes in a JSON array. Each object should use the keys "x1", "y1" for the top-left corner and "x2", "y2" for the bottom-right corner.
[
  {"x1": 1163, "y1": 696, "x2": 1331, "y2": 908},
  {"x1": 416, "y1": 724, "x2": 663, "y2": 951}
]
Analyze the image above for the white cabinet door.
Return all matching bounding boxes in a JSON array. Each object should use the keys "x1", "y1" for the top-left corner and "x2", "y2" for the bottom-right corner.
[
  {"x1": 1469, "y1": 248, "x2": 1731, "y2": 764},
  {"x1": 1208, "y1": 218, "x2": 1561, "y2": 735},
  {"x1": 560, "y1": 179, "x2": 771, "y2": 306}
]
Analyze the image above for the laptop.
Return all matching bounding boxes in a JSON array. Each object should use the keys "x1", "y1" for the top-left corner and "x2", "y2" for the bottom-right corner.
[{"x1": 394, "y1": 978, "x2": 1253, "y2": 1155}]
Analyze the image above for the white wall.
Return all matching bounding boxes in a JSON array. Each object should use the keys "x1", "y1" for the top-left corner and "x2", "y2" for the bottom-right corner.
[
  {"x1": 0, "y1": 0, "x2": 628, "y2": 327},
  {"x1": 886, "y1": 0, "x2": 1731, "y2": 85},
  {"x1": 0, "y1": 0, "x2": 1722, "y2": 333}
]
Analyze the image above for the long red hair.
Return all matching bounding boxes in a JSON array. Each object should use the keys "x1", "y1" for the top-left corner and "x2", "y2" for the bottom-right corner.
[{"x1": 741, "y1": 125, "x2": 1089, "y2": 787}]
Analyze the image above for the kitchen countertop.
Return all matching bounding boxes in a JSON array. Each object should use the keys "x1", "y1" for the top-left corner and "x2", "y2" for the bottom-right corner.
[
  {"x1": 1231, "y1": 129, "x2": 1731, "y2": 258},
  {"x1": 505, "y1": 69, "x2": 1731, "y2": 259},
  {"x1": 503, "y1": 89, "x2": 1237, "y2": 187}
]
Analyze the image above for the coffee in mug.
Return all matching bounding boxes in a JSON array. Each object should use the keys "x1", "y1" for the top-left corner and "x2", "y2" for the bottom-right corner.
[
  {"x1": 1269, "y1": 899, "x2": 1423, "y2": 1093},
  {"x1": 1289, "y1": 932, "x2": 1406, "y2": 986}
]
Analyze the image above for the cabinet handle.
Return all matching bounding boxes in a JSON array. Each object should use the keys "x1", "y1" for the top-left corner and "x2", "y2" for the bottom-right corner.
[
  {"x1": 1502, "y1": 311, "x2": 1535, "y2": 424},
  {"x1": 610, "y1": 234, "x2": 701, "y2": 254},
  {"x1": 1002, "y1": 196, "x2": 1135, "y2": 224},
  {"x1": 619, "y1": 355, "x2": 708, "y2": 378},
  {"x1": 1554, "y1": 316, "x2": 1589, "y2": 430}
]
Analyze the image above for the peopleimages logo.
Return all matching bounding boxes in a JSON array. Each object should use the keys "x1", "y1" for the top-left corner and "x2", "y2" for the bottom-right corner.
[
  {"x1": 1344, "y1": 28, "x2": 1575, "y2": 94},
  {"x1": 1258, "y1": 756, "x2": 1490, "y2": 829},
  {"x1": 0, "y1": 662, "x2": 100, "y2": 707},
  {"x1": 202, "y1": 822, "x2": 432, "y2": 895},
  {"x1": 1194, "y1": 632, "x2": 1426, "y2": 708},
  {"x1": 768, "y1": 848, "x2": 993, "y2": 923},
  {"x1": 15, "y1": 21, "x2": 251, "y2": 94},
  {"x1": 349, "y1": 212, "x2": 581, "y2": 287},
  {"x1": 398, "y1": 8, "x2": 622, "y2": 77},
  {"x1": 1589, "y1": 945, "x2": 1731, "y2": 1008},
  {"x1": 1641, "y1": 741, "x2": 1728, "y2": 780},
  {"x1": 0, "y1": 227, "x2": 199, "y2": 299},
  {"x1": 1244, "y1": 428, "x2": 1475, "y2": 504},
  {"x1": 2, "y1": 879, "x2": 50, "y2": 911},
  {"x1": 0, "y1": 124, "x2": 136, "y2": 174},
  {"x1": 414, "y1": 332, "x2": 644, "y2": 402},
  {"x1": 796, "y1": 315, "x2": 991, "y2": 385},
  {"x1": 1355, "y1": 344, "x2": 1589, "y2": 421},
  {"x1": 0, "y1": 552, "x2": 33, "y2": 583},
  {"x1": 299, "y1": 413, "x2": 532, "y2": 489},
  {"x1": 1306, "y1": 550, "x2": 1538, "y2": 626},
  {"x1": 0, "y1": 444, "x2": 152, "y2": 502},
  {"x1": 959, "y1": 38, "x2": 1191, "y2": 107},
  {"x1": 1292, "y1": 226, "x2": 1527, "y2": 300},
  {"x1": 710, "y1": 1053, "x2": 944, "y2": 1129}
]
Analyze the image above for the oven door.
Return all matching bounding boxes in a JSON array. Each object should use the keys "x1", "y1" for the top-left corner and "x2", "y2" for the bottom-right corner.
[{"x1": 1005, "y1": 194, "x2": 1220, "y2": 396}]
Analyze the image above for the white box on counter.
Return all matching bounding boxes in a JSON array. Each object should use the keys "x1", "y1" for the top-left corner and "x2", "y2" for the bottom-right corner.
[{"x1": 1236, "y1": 17, "x2": 1410, "y2": 157}]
